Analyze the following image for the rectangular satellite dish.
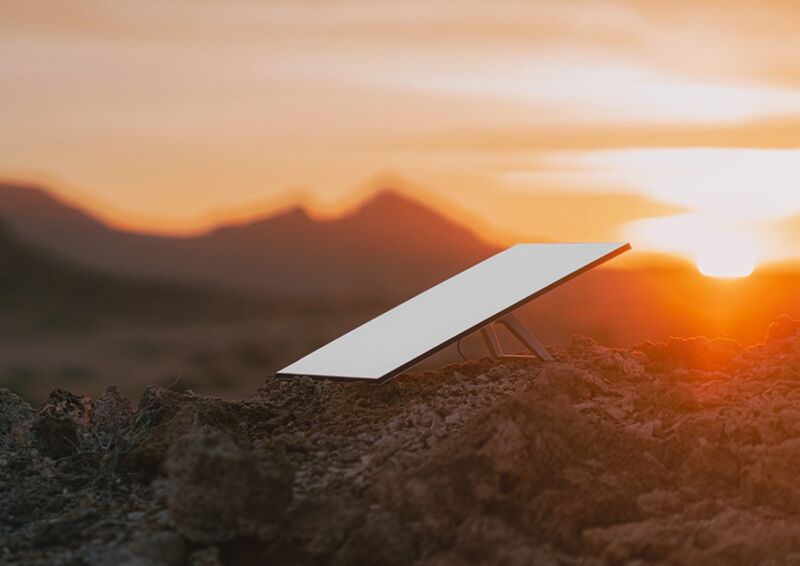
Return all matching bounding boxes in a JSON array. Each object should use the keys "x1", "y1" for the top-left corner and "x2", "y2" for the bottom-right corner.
[{"x1": 277, "y1": 242, "x2": 630, "y2": 382}]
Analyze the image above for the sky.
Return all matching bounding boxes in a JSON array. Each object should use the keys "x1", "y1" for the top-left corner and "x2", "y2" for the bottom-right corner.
[{"x1": 2, "y1": 0, "x2": 800, "y2": 269}]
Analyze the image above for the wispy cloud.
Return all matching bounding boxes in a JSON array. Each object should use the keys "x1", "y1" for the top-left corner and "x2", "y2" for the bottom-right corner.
[{"x1": 1, "y1": 0, "x2": 799, "y2": 261}]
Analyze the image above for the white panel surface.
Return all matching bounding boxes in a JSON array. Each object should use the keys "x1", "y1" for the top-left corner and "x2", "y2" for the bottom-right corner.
[{"x1": 277, "y1": 242, "x2": 629, "y2": 382}]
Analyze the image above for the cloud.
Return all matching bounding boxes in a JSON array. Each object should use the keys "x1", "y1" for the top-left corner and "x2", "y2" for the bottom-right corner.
[
  {"x1": 393, "y1": 118, "x2": 800, "y2": 152},
  {"x1": 468, "y1": 190, "x2": 687, "y2": 243},
  {"x1": 1, "y1": 0, "x2": 799, "y2": 243}
]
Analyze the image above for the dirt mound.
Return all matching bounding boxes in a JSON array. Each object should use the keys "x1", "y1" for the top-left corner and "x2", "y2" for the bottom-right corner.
[{"x1": 4, "y1": 317, "x2": 800, "y2": 564}]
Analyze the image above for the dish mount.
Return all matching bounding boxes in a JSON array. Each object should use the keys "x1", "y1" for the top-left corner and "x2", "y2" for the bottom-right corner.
[
  {"x1": 475, "y1": 312, "x2": 553, "y2": 361},
  {"x1": 277, "y1": 242, "x2": 630, "y2": 382}
]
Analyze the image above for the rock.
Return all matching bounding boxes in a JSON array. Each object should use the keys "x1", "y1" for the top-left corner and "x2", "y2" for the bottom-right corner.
[
  {"x1": 124, "y1": 387, "x2": 246, "y2": 479},
  {"x1": 90, "y1": 531, "x2": 186, "y2": 566},
  {"x1": 7, "y1": 315, "x2": 800, "y2": 564},
  {"x1": 163, "y1": 425, "x2": 293, "y2": 544},
  {"x1": 32, "y1": 388, "x2": 92, "y2": 459},
  {"x1": 331, "y1": 506, "x2": 415, "y2": 566},
  {"x1": 187, "y1": 546, "x2": 222, "y2": 565},
  {"x1": 0, "y1": 388, "x2": 34, "y2": 451},
  {"x1": 187, "y1": 546, "x2": 222, "y2": 566},
  {"x1": 765, "y1": 314, "x2": 800, "y2": 343},
  {"x1": 92, "y1": 385, "x2": 133, "y2": 441},
  {"x1": 635, "y1": 336, "x2": 741, "y2": 372}
]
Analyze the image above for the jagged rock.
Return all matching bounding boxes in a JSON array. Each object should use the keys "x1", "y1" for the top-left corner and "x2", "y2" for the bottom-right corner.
[
  {"x1": 0, "y1": 388, "x2": 34, "y2": 451},
  {"x1": 32, "y1": 388, "x2": 92, "y2": 459},
  {"x1": 634, "y1": 336, "x2": 742, "y2": 372},
  {"x1": 187, "y1": 546, "x2": 222, "y2": 566},
  {"x1": 91, "y1": 385, "x2": 133, "y2": 440},
  {"x1": 766, "y1": 314, "x2": 800, "y2": 343},
  {"x1": 163, "y1": 425, "x2": 293, "y2": 544},
  {"x1": 6, "y1": 316, "x2": 800, "y2": 564},
  {"x1": 124, "y1": 387, "x2": 247, "y2": 479},
  {"x1": 330, "y1": 506, "x2": 415, "y2": 566},
  {"x1": 89, "y1": 530, "x2": 186, "y2": 566}
]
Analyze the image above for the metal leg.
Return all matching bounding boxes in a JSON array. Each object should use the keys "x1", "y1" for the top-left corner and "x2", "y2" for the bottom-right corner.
[
  {"x1": 478, "y1": 312, "x2": 552, "y2": 362},
  {"x1": 496, "y1": 313, "x2": 553, "y2": 361},
  {"x1": 480, "y1": 324, "x2": 503, "y2": 358}
]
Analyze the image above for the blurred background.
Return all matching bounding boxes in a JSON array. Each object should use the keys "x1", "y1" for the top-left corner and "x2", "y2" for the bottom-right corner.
[{"x1": 1, "y1": 1, "x2": 799, "y2": 401}]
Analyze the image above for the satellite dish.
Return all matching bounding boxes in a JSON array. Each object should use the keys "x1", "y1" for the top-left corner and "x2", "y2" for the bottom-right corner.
[{"x1": 277, "y1": 242, "x2": 630, "y2": 382}]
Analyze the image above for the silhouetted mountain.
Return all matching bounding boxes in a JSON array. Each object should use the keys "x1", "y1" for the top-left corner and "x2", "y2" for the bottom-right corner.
[
  {"x1": 0, "y1": 220, "x2": 269, "y2": 332},
  {"x1": 0, "y1": 183, "x2": 499, "y2": 297}
]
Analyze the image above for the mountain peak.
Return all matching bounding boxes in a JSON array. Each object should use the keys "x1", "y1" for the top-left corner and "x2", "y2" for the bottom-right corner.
[
  {"x1": 0, "y1": 180, "x2": 497, "y2": 296},
  {"x1": 356, "y1": 189, "x2": 439, "y2": 219},
  {"x1": 0, "y1": 181, "x2": 114, "y2": 248},
  {"x1": 0, "y1": 181, "x2": 66, "y2": 209},
  {"x1": 206, "y1": 204, "x2": 312, "y2": 239},
  {"x1": 270, "y1": 204, "x2": 311, "y2": 222}
]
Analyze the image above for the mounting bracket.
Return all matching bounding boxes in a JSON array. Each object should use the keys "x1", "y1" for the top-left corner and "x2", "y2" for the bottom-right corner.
[{"x1": 479, "y1": 312, "x2": 553, "y2": 361}]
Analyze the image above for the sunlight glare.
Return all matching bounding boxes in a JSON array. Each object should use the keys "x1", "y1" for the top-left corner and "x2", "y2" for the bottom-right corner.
[
  {"x1": 697, "y1": 235, "x2": 755, "y2": 278},
  {"x1": 530, "y1": 149, "x2": 800, "y2": 222},
  {"x1": 622, "y1": 214, "x2": 772, "y2": 267}
]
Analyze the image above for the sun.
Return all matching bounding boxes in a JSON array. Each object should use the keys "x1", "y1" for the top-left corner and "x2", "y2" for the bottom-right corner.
[{"x1": 697, "y1": 236, "x2": 756, "y2": 279}]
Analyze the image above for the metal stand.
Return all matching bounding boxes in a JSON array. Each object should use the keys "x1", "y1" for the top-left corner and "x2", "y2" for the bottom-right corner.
[{"x1": 479, "y1": 313, "x2": 553, "y2": 361}]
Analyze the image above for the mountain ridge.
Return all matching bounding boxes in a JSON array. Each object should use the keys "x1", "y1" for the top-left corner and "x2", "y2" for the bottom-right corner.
[
  {"x1": 0, "y1": 219, "x2": 270, "y2": 331},
  {"x1": 0, "y1": 182, "x2": 499, "y2": 297}
]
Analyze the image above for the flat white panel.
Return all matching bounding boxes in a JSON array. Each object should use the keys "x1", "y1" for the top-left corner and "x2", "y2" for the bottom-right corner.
[{"x1": 277, "y1": 242, "x2": 629, "y2": 382}]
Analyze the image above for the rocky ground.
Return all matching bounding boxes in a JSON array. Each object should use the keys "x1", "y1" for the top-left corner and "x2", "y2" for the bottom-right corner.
[{"x1": 5, "y1": 316, "x2": 800, "y2": 564}]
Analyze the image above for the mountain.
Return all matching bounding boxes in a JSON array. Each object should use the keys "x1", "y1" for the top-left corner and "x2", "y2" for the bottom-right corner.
[
  {"x1": 0, "y1": 183, "x2": 499, "y2": 298},
  {"x1": 0, "y1": 220, "x2": 270, "y2": 332}
]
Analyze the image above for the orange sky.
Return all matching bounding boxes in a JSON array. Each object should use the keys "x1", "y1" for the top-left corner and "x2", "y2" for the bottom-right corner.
[{"x1": 2, "y1": 1, "x2": 800, "y2": 267}]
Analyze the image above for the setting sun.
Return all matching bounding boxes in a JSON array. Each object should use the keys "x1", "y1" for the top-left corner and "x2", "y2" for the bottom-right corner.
[{"x1": 697, "y1": 236, "x2": 756, "y2": 278}]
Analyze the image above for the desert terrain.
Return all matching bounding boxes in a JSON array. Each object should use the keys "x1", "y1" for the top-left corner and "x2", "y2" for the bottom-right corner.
[
  {"x1": 3, "y1": 183, "x2": 800, "y2": 564},
  {"x1": 5, "y1": 315, "x2": 800, "y2": 564}
]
